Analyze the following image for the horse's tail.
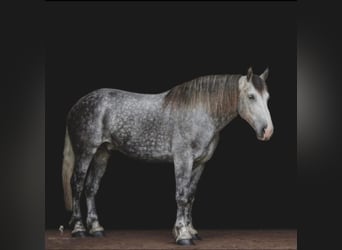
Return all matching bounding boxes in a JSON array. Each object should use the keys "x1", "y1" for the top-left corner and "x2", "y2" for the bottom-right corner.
[{"x1": 62, "y1": 127, "x2": 74, "y2": 211}]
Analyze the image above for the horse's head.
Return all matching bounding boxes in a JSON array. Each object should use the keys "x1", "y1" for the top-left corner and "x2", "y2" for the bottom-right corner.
[{"x1": 238, "y1": 67, "x2": 273, "y2": 141}]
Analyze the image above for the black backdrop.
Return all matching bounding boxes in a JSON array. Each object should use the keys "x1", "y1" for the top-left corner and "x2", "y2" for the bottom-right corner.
[{"x1": 46, "y1": 2, "x2": 296, "y2": 230}]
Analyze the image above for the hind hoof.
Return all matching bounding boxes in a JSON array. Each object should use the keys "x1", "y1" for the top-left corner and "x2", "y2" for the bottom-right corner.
[
  {"x1": 89, "y1": 230, "x2": 105, "y2": 237},
  {"x1": 72, "y1": 231, "x2": 86, "y2": 238},
  {"x1": 177, "y1": 239, "x2": 194, "y2": 245},
  {"x1": 192, "y1": 234, "x2": 202, "y2": 240}
]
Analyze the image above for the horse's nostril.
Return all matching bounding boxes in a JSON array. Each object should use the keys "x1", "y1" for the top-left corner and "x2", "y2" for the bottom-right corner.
[{"x1": 262, "y1": 125, "x2": 267, "y2": 134}]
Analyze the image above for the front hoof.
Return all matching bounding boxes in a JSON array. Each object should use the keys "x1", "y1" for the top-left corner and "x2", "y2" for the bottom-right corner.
[
  {"x1": 192, "y1": 234, "x2": 202, "y2": 240},
  {"x1": 177, "y1": 239, "x2": 194, "y2": 245},
  {"x1": 89, "y1": 230, "x2": 105, "y2": 237},
  {"x1": 72, "y1": 231, "x2": 86, "y2": 238}
]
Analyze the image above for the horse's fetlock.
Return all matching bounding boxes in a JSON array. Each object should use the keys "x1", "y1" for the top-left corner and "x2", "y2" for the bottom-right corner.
[
  {"x1": 175, "y1": 225, "x2": 192, "y2": 241},
  {"x1": 69, "y1": 215, "x2": 82, "y2": 226},
  {"x1": 88, "y1": 220, "x2": 104, "y2": 233},
  {"x1": 86, "y1": 214, "x2": 98, "y2": 226},
  {"x1": 71, "y1": 220, "x2": 86, "y2": 234}
]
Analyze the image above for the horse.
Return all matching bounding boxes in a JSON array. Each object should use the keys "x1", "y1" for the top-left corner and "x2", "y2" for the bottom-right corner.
[{"x1": 62, "y1": 67, "x2": 273, "y2": 245}]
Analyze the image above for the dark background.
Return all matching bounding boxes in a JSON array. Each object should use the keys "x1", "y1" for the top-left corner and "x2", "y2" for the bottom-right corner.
[
  {"x1": 4, "y1": 1, "x2": 342, "y2": 250},
  {"x1": 46, "y1": 2, "x2": 296, "y2": 230}
]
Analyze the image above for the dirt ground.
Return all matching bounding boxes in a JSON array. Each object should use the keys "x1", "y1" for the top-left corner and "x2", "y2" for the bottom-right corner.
[{"x1": 46, "y1": 229, "x2": 296, "y2": 250}]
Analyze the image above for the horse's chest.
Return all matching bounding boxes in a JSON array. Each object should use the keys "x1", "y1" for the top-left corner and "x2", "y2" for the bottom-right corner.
[{"x1": 193, "y1": 138, "x2": 218, "y2": 163}]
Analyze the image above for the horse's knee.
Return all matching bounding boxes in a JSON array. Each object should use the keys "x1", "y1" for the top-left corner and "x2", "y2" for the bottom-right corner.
[{"x1": 176, "y1": 196, "x2": 190, "y2": 207}]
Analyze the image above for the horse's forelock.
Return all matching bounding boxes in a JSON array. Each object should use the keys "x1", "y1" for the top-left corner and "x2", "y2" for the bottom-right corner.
[{"x1": 251, "y1": 75, "x2": 267, "y2": 93}]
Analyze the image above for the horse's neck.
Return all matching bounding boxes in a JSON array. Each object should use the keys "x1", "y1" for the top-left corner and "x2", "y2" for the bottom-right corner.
[{"x1": 213, "y1": 112, "x2": 238, "y2": 132}]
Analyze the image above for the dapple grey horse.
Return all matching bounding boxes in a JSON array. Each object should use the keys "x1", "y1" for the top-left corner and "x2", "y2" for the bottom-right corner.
[{"x1": 62, "y1": 67, "x2": 273, "y2": 245}]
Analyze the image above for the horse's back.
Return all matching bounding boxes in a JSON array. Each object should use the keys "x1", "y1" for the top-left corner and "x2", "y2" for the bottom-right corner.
[{"x1": 67, "y1": 88, "x2": 162, "y2": 123}]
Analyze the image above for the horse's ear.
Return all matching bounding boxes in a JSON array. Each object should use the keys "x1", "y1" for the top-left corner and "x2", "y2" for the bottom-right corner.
[
  {"x1": 247, "y1": 67, "x2": 253, "y2": 81},
  {"x1": 260, "y1": 67, "x2": 269, "y2": 81}
]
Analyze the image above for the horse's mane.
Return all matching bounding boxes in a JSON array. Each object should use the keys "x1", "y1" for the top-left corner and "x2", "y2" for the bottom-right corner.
[{"x1": 163, "y1": 74, "x2": 241, "y2": 117}]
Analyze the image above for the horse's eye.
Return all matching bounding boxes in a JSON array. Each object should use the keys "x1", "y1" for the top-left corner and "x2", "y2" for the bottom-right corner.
[{"x1": 248, "y1": 94, "x2": 255, "y2": 100}]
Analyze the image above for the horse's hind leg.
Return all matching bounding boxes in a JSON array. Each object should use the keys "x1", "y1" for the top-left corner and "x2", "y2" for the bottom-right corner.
[
  {"x1": 84, "y1": 145, "x2": 111, "y2": 237},
  {"x1": 69, "y1": 148, "x2": 97, "y2": 237}
]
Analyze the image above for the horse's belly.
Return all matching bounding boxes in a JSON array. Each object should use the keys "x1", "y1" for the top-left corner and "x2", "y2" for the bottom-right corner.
[
  {"x1": 118, "y1": 143, "x2": 173, "y2": 162},
  {"x1": 111, "y1": 134, "x2": 173, "y2": 162}
]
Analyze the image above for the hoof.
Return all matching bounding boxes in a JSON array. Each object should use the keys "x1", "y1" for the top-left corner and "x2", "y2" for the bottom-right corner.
[
  {"x1": 71, "y1": 231, "x2": 86, "y2": 238},
  {"x1": 192, "y1": 234, "x2": 202, "y2": 240},
  {"x1": 177, "y1": 239, "x2": 194, "y2": 245},
  {"x1": 89, "y1": 230, "x2": 105, "y2": 237}
]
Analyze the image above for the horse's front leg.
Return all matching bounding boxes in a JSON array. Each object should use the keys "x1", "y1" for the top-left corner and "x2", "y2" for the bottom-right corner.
[
  {"x1": 173, "y1": 151, "x2": 194, "y2": 245},
  {"x1": 186, "y1": 163, "x2": 205, "y2": 240}
]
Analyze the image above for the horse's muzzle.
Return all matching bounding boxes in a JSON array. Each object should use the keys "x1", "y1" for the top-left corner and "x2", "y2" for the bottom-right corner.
[{"x1": 258, "y1": 125, "x2": 273, "y2": 141}]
